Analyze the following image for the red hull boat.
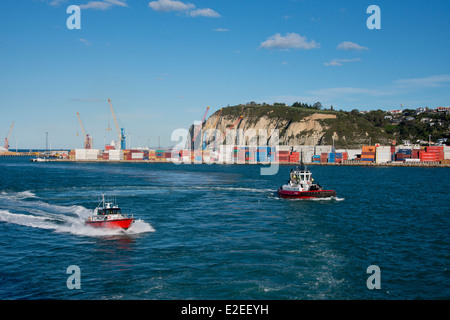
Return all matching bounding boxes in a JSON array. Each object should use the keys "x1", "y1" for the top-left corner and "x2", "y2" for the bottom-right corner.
[
  {"x1": 277, "y1": 165, "x2": 336, "y2": 199},
  {"x1": 277, "y1": 188, "x2": 336, "y2": 199},
  {"x1": 85, "y1": 217, "x2": 134, "y2": 229},
  {"x1": 85, "y1": 195, "x2": 135, "y2": 230}
]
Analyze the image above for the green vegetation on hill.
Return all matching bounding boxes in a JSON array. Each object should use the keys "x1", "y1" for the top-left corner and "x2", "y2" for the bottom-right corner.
[{"x1": 212, "y1": 102, "x2": 449, "y2": 147}]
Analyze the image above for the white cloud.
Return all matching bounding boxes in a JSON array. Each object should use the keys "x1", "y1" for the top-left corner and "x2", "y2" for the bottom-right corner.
[
  {"x1": 148, "y1": 0, "x2": 194, "y2": 12},
  {"x1": 395, "y1": 74, "x2": 450, "y2": 88},
  {"x1": 79, "y1": 38, "x2": 92, "y2": 46},
  {"x1": 337, "y1": 41, "x2": 369, "y2": 51},
  {"x1": 79, "y1": 0, "x2": 127, "y2": 10},
  {"x1": 189, "y1": 8, "x2": 221, "y2": 18},
  {"x1": 214, "y1": 28, "x2": 230, "y2": 32},
  {"x1": 47, "y1": 0, "x2": 68, "y2": 6},
  {"x1": 324, "y1": 58, "x2": 361, "y2": 67},
  {"x1": 148, "y1": 0, "x2": 220, "y2": 18},
  {"x1": 260, "y1": 33, "x2": 320, "y2": 50}
]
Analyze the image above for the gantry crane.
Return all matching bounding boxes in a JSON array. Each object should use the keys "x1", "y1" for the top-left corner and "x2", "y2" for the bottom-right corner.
[
  {"x1": 107, "y1": 99, "x2": 126, "y2": 150},
  {"x1": 76, "y1": 112, "x2": 92, "y2": 149},
  {"x1": 3, "y1": 122, "x2": 14, "y2": 150}
]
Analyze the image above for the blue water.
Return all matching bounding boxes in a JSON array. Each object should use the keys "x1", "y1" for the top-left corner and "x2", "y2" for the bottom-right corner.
[{"x1": 0, "y1": 157, "x2": 449, "y2": 300}]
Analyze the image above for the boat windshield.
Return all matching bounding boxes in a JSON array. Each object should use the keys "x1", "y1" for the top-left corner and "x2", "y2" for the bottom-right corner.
[{"x1": 98, "y1": 208, "x2": 121, "y2": 215}]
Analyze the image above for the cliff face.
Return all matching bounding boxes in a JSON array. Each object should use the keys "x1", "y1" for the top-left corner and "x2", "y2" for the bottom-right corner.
[{"x1": 198, "y1": 105, "x2": 393, "y2": 149}]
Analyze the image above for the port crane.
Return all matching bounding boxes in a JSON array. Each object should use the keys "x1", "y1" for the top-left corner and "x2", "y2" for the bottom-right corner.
[
  {"x1": 191, "y1": 106, "x2": 209, "y2": 149},
  {"x1": 76, "y1": 112, "x2": 92, "y2": 149},
  {"x1": 3, "y1": 122, "x2": 14, "y2": 150},
  {"x1": 222, "y1": 115, "x2": 243, "y2": 146},
  {"x1": 107, "y1": 99, "x2": 126, "y2": 150}
]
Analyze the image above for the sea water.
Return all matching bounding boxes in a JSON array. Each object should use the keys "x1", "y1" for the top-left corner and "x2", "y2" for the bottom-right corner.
[{"x1": 0, "y1": 157, "x2": 448, "y2": 299}]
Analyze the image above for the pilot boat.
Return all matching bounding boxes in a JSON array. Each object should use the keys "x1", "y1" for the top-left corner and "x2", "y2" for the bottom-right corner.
[
  {"x1": 277, "y1": 165, "x2": 336, "y2": 199},
  {"x1": 85, "y1": 195, "x2": 135, "y2": 229}
]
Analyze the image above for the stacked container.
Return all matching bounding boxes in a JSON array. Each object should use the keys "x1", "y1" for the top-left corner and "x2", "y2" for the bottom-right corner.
[
  {"x1": 376, "y1": 146, "x2": 392, "y2": 163},
  {"x1": 75, "y1": 149, "x2": 101, "y2": 160},
  {"x1": 278, "y1": 150, "x2": 290, "y2": 162},
  {"x1": 256, "y1": 146, "x2": 269, "y2": 162},
  {"x1": 148, "y1": 150, "x2": 156, "y2": 161},
  {"x1": 396, "y1": 148, "x2": 412, "y2": 161},
  {"x1": 109, "y1": 150, "x2": 123, "y2": 161},
  {"x1": 289, "y1": 152, "x2": 299, "y2": 163},
  {"x1": 131, "y1": 151, "x2": 144, "y2": 160},
  {"x1": 334, "y1": 152, "x2": 345, "y2": 163},
  {"x1": 419, "y1": 152, "x2": 439, "y2": 162},
  {"x1": 327, "y1": 153, "x2": 336, "y2": 163},
  {"x1": 425, "y1": 146, "x2": 444, "y2": 161},
  {"x1": 320, "y1": 153, "x2": 328, "y2": 163},
  {"x1": 361, "y1": 146, "x2": 376, "y2": 162},
  {"x1": 312, "y1": 155, "x2": 320, "y2": 163},
  {"x1": 445, "y1": 146, "x2": 450, "y2": 160}
]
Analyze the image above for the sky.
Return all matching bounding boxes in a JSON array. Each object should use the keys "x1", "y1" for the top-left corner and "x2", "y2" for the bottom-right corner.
[{"x1": 1, "y1": 0, "x2": 449, "y2": 149}]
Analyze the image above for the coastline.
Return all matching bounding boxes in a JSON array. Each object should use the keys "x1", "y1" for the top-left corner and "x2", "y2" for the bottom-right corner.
[{"x1": 41, "y1": 158, "x2": 450, "y2": 168}]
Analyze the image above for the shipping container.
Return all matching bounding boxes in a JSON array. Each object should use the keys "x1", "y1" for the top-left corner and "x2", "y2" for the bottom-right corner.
[{"x1": 362, "y1": 146, "x2": 376, "y2": 153}]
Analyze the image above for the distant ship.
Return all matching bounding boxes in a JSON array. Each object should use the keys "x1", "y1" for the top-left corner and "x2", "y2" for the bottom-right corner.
[
  {"x1": 85, "y1": 195, "x2": 135, "y2": 229},
  {"x1": 277, "y1": 165, "x2": 336, "y2": 199}
]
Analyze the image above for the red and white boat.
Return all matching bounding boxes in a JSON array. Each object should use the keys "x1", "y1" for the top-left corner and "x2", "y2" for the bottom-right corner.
[
  {"x1": 277, "y1": 165, "x2": 336, "y2": 199},
  {"x1": 85, "y1": 195, "x2": 135, "y2": 229}
]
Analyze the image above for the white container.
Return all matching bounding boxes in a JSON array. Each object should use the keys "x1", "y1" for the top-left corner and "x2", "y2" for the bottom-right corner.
[{"x1": 131, "y1": 152, "x2": 144, "y2": 159}]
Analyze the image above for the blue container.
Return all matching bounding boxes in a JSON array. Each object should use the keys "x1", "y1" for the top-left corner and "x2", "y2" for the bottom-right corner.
[
  {"x1": 398, "y1": 149, "x2": 412, "y2": 154},
  {"x1": 328, "y1": 153, "x2": 335, "y2": 162}
]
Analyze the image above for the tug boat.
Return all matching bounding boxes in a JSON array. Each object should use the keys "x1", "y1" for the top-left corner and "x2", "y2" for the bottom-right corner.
[
  {"x1": 277, "y1": 165, "x2": 336, "y2": 199},
  {"x1": 85, "y1": 195, "x2": 135, "y2": 229}
]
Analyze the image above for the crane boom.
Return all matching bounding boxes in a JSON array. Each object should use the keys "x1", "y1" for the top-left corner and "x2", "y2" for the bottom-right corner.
[
  {"x1": 76, "y1": 112, "x2": 92, "y2": 149},
  {"x1": 229, "y1": 115, "x2": 243, "y2": 130},
  {"x1": 108, "y1": 99, "x2": 125, "y2": 149},
  {"x1": 4, "y1": 121, "x2": 14, "y2": 150},
  {"x1": 212, "y1": 108, "x2": 222, "y2": 129},
  {"x1": 76, "y1": 112, "x2": 86, "y2": 138}
]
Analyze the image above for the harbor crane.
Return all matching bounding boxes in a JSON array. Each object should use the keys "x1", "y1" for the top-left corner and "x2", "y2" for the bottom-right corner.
[
  {"x1": 76, "y1": 112, "x2": 92, "y2": 149},
  {"x1": 107, "y1": 99, "x2": 126, "y2": 150},
  {"x1": 222, "y1": 115, "x2": 243, "y2": 146},
  {"x1": 3, "y1": 122, "x2": 14, "y2": 150}
]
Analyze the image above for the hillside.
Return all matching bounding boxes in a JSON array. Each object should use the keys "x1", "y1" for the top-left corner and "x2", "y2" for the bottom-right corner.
[{"x1": 199, "y1": 104, "x2": 394, "y2": 149}]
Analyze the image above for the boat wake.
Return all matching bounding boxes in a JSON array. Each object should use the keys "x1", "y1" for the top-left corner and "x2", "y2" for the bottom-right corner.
[{"x1": 0, "y1": 191, "x2": 155, "y2": 237}]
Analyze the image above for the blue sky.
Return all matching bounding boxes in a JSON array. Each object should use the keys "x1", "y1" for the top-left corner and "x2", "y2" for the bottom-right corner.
[{"x1": 1, "y1": 0, "x2": 449, "y2": 149}]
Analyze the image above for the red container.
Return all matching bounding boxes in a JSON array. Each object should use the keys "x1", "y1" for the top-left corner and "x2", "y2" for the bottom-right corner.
[{"x1": 420, "y1": 152, "x2": 439, "y2": 161}]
